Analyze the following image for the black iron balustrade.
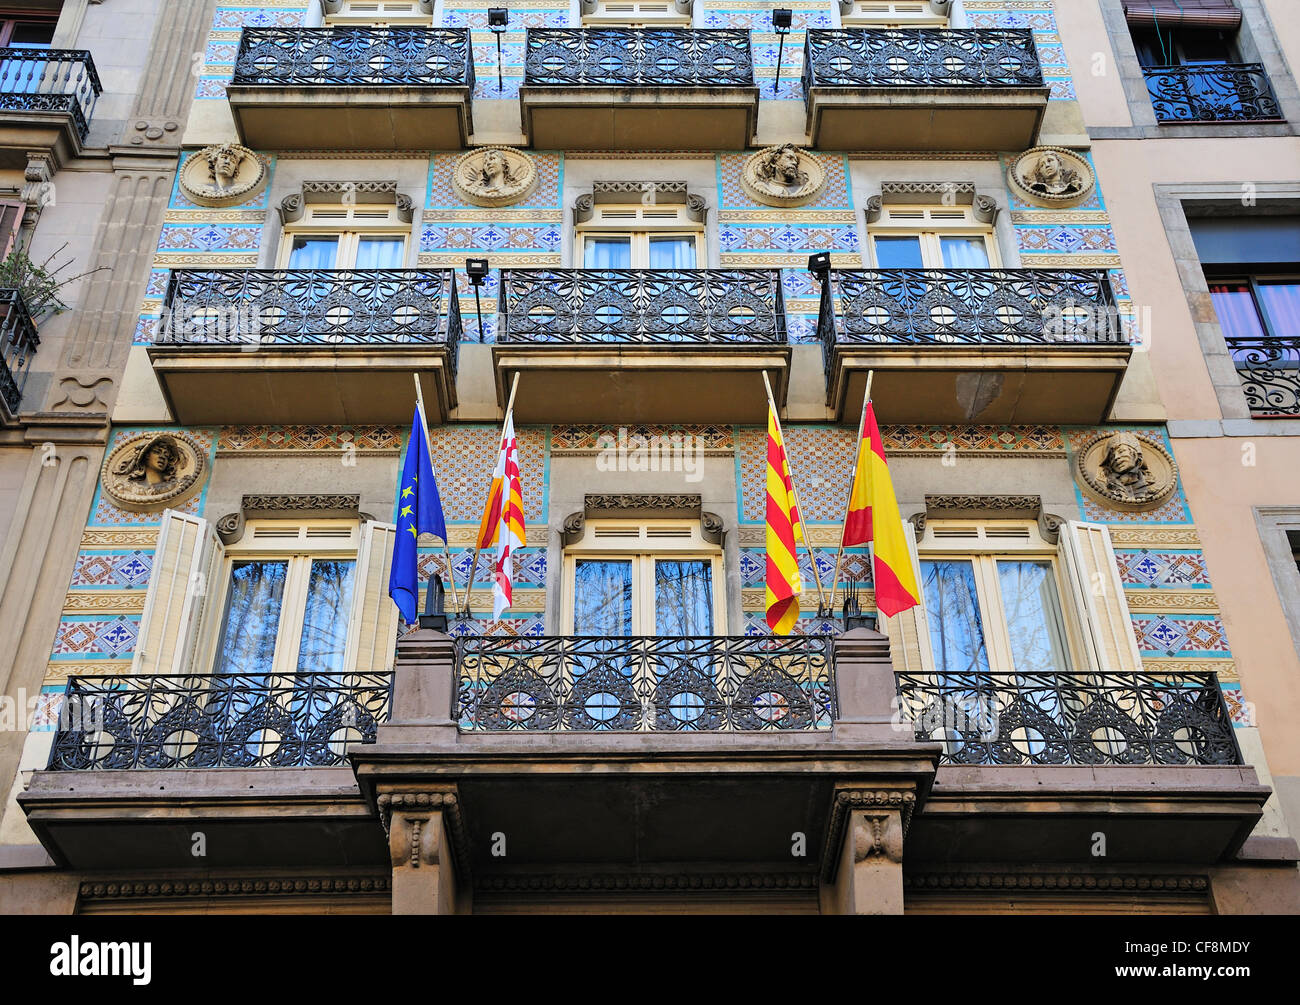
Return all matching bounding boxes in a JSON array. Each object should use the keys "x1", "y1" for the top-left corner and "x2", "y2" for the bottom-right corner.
[
  {"x1": 46, "y1": 673, "x2": 394, "y2": 770},
  {"x1": 1143, "y1": 63, "x2": 1281, "y2": 123},
  {"x1": 895, "y1": 670, "x2": 1242, "y2": 766},
  {"x1": 233, "y1": 26, "x2": 474, "y2": 87},
  {"x1": 158, "y1": 269, "x2": 462, "y2": 360},
  {"x1": 0, "y1": 288, "x2": 39, "y2": 417},
  {"x1": 457, "y1": 635, "x2": 834, "y2": 732},
  {"x1": 524, "y1": 28, "x2": 754, "y2": 87},
  {"x1": 0, "y1": 48, "x2": 101, "y2": 139},
  {"x1": 498, "y1": 269, "x2": 786, "y2": 344},
  {"x1": 1225, "y1": 335, "x2": 1300, "y2": 417},
  {"x1": 801, "y1": 28, "x2": 1042, "y2": 95}
]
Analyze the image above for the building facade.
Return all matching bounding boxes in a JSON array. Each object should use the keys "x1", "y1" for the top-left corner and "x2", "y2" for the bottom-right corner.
[{"x1": 0, "y1": 0, "x2": 1296, "y2": 914}]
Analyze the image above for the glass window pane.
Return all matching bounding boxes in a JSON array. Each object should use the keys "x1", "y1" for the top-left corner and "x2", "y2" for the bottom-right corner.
[
  {"x1": 920, "y1": 559, "x2": 991, "y2": 675},
  {"x1": 295, "y1": 559, "x2": 357, "y2": 676},
  {"x1": 574, "y1": 559, "x2": 633, "y2": 635},
  {"x1": 996, "y1": 560, "x2": 1072, "y2": 674},
  {"x1": 873, "y1": 235, "x2": 925, "y2": 269},
  {"x1": 583, "y1": 236, "x2": 632, "y2": 269},
  {"x1": 1257, "y1": 280, "x2": 1300, "y2": 337},
  {"x1": 10, "y1": 23, "x2": 56, "y2": 48},
  {"x1": 648, "y1": 236, "x2": 697, "y2": 269},
  {"x1": 1208, "y1": 282, "x2": 1268, "y2": 339},
  {"x1": 287, "y1": 236, "x2": 339, "y2": 269},
  {"x1": 214, "y1": 561, "x2": 288, "y2": 675},
  {"x1": 940, "y1": 236, "x2": 990, "y2": 268},
  {"x1": 354, "y1": 236, "x2": 405, "y2": 269},
  {"x1": 654, "y1": 560, "x2": 714, "y2": 636}
]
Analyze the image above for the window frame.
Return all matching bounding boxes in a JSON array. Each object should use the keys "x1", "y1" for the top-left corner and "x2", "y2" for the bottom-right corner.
[
  {"x1": 575, "y1": 203, "x2": 706, "y2": 269},
  {"x1": 1204, "y1": 270, "x2": 1300, "y2": 342},
  {"x1": 276, "y1": 203, "x2": 412, "y2": 270},
  {"x1": 840, "y1": 1, "x2": 949, "y2": 28},
  {"x1": 581, "y1": 0, "x2": 692, "y2": 27},
  {"x1": 321, "y1": 1, "x2": 434, "y2": 26},
  {"x1": 0, "y1": 15, "x2": 59, "y2": 49},
  {"x1": 866, "y1": 204, "x2": 1001, "y2": 269}
]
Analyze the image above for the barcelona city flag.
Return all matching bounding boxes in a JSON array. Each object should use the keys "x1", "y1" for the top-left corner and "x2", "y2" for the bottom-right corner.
[
  {"x1": 388, "y1": 407, "x2": 448, "y2": 623},
  {"x1": 843, "y1": 400, "x2": 920, "y2": 618},
  {"x1": 765, "y1": 406, "x2": 804, "y2": 635}
]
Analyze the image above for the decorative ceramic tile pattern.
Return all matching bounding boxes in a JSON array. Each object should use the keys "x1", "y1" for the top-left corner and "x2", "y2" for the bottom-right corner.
[
  {"x1": 550, "y1": 424, "x2": 735, "y2": 453},
  {"x1": 738, "y1": 425, "x2": 857, "y2": 523},
  {"x1": 743, "y1": 613, "x2": 843, "y2": 636},
  {"x1": 217, "y1": 425, "x2": 403, "y2": 453},
  {"x1": 1115, "y1": 550, "x2": 1212, "y2": 589},
  {"x1": 739, "y1": 547, "x2": 867, "y2": 587},
  {"x1": 50, "y1": 616, "x2": 141, "y2": 660},
  {"x1": 426, "y1": 424, "x2": 547, "y2": 523},
  {"x1": 881, "y1": 425, "x2": 1064, "y2": 453},
  {"x1": 418, "y1": 548, "x2": 547, "y2": 587},
  {"x1": 1131, "y1": 614, "x2": 1231, "y2": 657},
  {"x1": 194, "y1": 2, "x2": 310, "y2": 101},
  {"x1": 1063, "y1": 426, "x2": 1192, "y2": 525},
  {"x1": 69, "y1": 551, "x2": 154, "y2": 590}
]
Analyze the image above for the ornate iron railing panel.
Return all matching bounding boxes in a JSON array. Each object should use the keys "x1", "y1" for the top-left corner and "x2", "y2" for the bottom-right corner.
[
  {"x1": 457, "y1": 636, "x2": 835, "y2": 732},
  {"x1": 0, "y1": 48, "x2": 102, "y2": 138},
  {"x1": 1143, "y1": 63, "x2": 1281, "y2": 122},
  {"x1": 801, "y1": 28, "x2": 1042, "y2": 93},
  {"x1": 1225, "y1": 336, "x2": 1300, "y2": 417},
  {"x1": 524, "y1": 29, "x2": 754, "y2": 87},
  {"x1": 895, "y1": 671, "x2": 1242, "y2": 766},
  {"x1": 498, "y1": 269, "x2": 786, "y2": 344},
  {"x1": 0, "y1": 288, "x2": 39, "y2": 417},
  {"x1": 233, "y1": 27, "x2": 473, "y2": 87},
  {"x1": 158, "y1": 269, "x2": 461, "y2": 363},
  {"x1": 46, "y1": 673, "x2": 394, "y2": 770}
]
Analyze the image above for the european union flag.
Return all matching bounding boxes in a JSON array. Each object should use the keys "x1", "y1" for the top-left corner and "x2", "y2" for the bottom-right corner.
[{"x1": 388, "y1": 407, "x2": 448, "y2": 623}]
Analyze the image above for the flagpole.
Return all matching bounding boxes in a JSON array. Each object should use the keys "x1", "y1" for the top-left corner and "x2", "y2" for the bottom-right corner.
[
  {"x1": 462, "y1": 370, "x2": 521, "y2": 618},
  {"x1": 413, "y1": 373, "x2": 461, "y2": 616},
  {"x1": 827, "y1": 369, "x2": 873, "y2": 616},
  {"x1": 762, "y1": 369, "x2": 828, "y2": 613}
]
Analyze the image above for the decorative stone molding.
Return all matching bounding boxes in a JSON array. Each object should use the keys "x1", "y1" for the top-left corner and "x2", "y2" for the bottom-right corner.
[
  {"x1": 563, "y1": 495, "x2": 723, "y2": 546},
  {"x1": 475, "y1": 871, "x2": 817, "y2": 892},
  {"x1": 452, "y1": 146, "x2": 537, "y2": 207},
  {"x1": 376, "y1": 790, "x2": 471, "y2": 882},
  {"x1": 866, "y1": 181, "x2": 999, "y2": 224},
  {"x1": 742, "y1": 145, "x2": 825, "y2": 207},
  {"x1": 179, "y1": 143, "x2": 268, "y2": 207},
  {"x1": 48, "y1": 375, "x2": 113, "y2": 412},
  {"x1": 78, "y1": 876, "x2": 391, "y2": 901},
  {"x1": 216, "y1": 493, "x2": 363, "y2": 544},
  {"x1": 912, "y1": 494, "x2": 1063, "y2": 543},
  {"x1": 904, "y1": 872, "x2": 1210, "y2": 894},
  {"x1": 573, "y1": 181, "x2": 708, "y2": 224},
  {"x1": 820, "y1": 789, "x2": 916, "y2": 883},
  {"x1": 100, "y1": 432, "x2": 208, "y2": 513},
  {"x1": 322, "y1": 0, "x2": 434, "y2": 12},
  {"x1": 21, "y1": 152, "x2": 56, "y2": 217},
  {"x1": 1074, "y1": 432, "x2": 1178, "y2": 512},
  {"x1": 839, "y1": 0, "x2": 950, "y2": 13},
  {"x1": 126, "y1": 118, "x2": 182, "y2": 147},
  {"x1": 1007, "y1": 146, "x2": 1095, "y2": 209},
  {"x1": 277, "y1": 180, "x2": 414, "y2": 225}
]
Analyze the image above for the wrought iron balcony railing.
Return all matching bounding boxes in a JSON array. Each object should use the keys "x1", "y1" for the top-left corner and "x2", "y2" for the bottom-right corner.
[
  {"x1": 523, "y1": 28, "x2": 754, "y2": 87},
  {"x1": 896, "y1": 671, "x2": 1242, "y2": 767},
  {"x1": 1226, "y1": 335, "x2": 1300, "y2": 417},
  {"x1": 498, "y1": 269, "x2": 786, "y2": 344},
  {"x1": 0, "y1": 48, "x2": 101, "y2": 139},
  {"x1": 457, "y1": 635, "x2": 834, "y2": 732},
  {"x1": 0, "y1": 288, "x2": 39, "y2": 417},
  {"x1": 46, "y1": 673, "x2": 394, "y2": 770},
  {"x1": 1143, "y1": 63, "x2": 1282, "y2": 123},
  {"x1": 232, "y1": 26, "x2": 474, "y2": 87},
  {"x1": 802, "y1": 28, "x2": 1043, "y2": 95},
  {"x1": 157, "y1": 269, "x2": 462, "y2": 361}
]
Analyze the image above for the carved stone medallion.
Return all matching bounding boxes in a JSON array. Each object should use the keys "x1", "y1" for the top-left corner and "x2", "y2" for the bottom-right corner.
[
  {"x1": 1074, "y1": 431, "x2": 1178, "y2": 512},
  {"x1": 101, "y1": 432, "x2": 208, "y2": 512},
  {"x1": 741, "y1": 144, "x2": 826, "y2": 207},
  {"x1": 452, "y1": 146, "x2": 537, "y2": 207},
  {"x1": 1007, "y1": 146, "x2": 1095, "y2": 208},
  {"x1": 179, "y1": 143, "x2": 268, "y2": 207}
]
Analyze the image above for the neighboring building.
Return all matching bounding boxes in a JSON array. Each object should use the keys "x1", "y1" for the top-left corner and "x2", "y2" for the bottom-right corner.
[{"x1": 0, "y1": 0, "x2": 1296, "y2": 914}]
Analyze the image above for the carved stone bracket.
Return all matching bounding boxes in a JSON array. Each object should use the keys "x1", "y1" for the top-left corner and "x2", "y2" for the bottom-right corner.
[
  {"x1": 376, "y1": 790, "x2": 471, "y2": 884},
  {"x1": 21, "y1": 152, "x2": 56, "y2": 218},
  {"x1": 322, "y1": 0, "x2": 433, "y2": 11},
  {"x1": 582, "y1": 0, "x2": 691, "y2": 12},
  {"x1": 911, "y1": 494, "x2": 1063, "y2": 544},
  {"x1": 820, "y1": 789, "x2": 916, "y2": 884},
  {"x1": 563, "y1": 494, "x2": 723, "y2": 546},
  {"x1": 278, "y1": 180, "x2": 415, "y2": 225},
  {"x1": 866, "y1": 181, "x2": 999, "y2": 225},
  {"x1": 574, "y1": 181, "x2": 708, "y2": 225},
  {"x1": 216, "y1": 493, "x2": 363, "y2": 544},
  {"x1": 839, "y1": 0, "x2": 949, "y2": 13}
]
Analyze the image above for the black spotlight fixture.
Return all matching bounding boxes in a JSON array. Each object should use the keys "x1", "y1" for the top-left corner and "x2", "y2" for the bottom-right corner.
[
  {"x1": 466, "y1": 258, "x2": 490, "y2": 342},
  {"x1": 772, "y1": 9, "x2": 793, "y2": 96},
  {"x1": 488, "y1": 8, "x2": 509, "y2": 92},
  {"x1": 808, "y1": 251, "x2": 832, "y2": 281}
]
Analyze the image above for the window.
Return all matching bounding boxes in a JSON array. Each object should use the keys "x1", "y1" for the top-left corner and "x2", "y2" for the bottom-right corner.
[
  {"x1": 867, "y1": 205, "x2": 999, "y2": 269},
  {"x1": 581, "y1": 0, "x2": 692, "y2": 27},
  {"x1": 322, "y1": 1, "x2": 434, "y2": 26},
  {"x1": 1131, "y1": 26, "x2": 1236, "y2": 68},
  {"x1": 576, "y1": 204, "x2": 704, "y2": 269},
  {"x1": 0, "y1": 17, "x2": 57, "y2": 49},
  {"x1": 1207, "y1": 275, "x2": 1300, "y2": 343},
  {"x1": 563, "y1": 520, "x2": 724, "y2": 635},
  {"x1": 277, "y1": 204, "x2": 410, "y2": 269},
  {"x1": 840, "y1": 1, "x2": 948, "y2": 28}
]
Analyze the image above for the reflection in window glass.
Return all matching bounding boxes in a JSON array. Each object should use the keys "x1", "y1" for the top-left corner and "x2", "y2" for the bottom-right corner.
[
  {"x1": 655, "y1": 560, "x2": 714, "y2": 636},
  {"x1": 1209, "y1": 282, "x2": 1268, "y2": 339},
  {"x1": 921, "y1": 560, "x2": 991, "y2": 674},
  {"x1": 288, "y1": 236, "x2": 340, "y2": 270},
  {"x1": 354, "y1": 236, "x2": 405, "y2": 269},
  {"x1": 574, "y1": 559, "x2": 633, "y2": 635},
  {"x1": 648, "y1": 236, "x2": 696, "y2": 269},
  {"x1": 873, "y1": 235, "x2": 924, "y2": 269},
  {"x1": 295, "y1": 559, "x2": 356, "y2": 675},
  {"x1": 1257, "y1": 280, "x2": 1300, "y2": 336},
  {"x1": 214, "y1": 561, "x2": 288, "y2": 675},
  {"x1": 940, "y1": 236, "x2": 990, "y2": 268},
  {"x1": 584, "y1": 236, "x2": 632, "y2": 269},
  {"x1": 996, "y1": 560, "x2": 1071, "y2": 674}
]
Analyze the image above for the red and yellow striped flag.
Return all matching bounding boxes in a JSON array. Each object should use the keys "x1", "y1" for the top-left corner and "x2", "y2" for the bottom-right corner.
[
  {"x1": 843, "y1": 401, "x2": 920, "y2": 618},
  {"x1": 765, "y1": 406, "x2": 803, "y2": 634},
  {"x1": 492, "y1": 412, "x2": 525, "y2": 617}
]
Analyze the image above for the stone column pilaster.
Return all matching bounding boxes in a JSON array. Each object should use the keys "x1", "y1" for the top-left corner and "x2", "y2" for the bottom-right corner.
[{"x1": 820, "y1": 788, "x2": 914, "y2": 915}]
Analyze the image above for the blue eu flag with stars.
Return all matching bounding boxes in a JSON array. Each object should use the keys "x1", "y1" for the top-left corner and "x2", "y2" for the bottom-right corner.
[{"x1": 388, "y1": 407, "x2": 448, "y2": 623}]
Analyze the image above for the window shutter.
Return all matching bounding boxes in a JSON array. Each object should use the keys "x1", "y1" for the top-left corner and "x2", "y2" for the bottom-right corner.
[
  {"x1": 1057, "y1": 521, "x2": 1144, "y2": 673},
  {"x1": 880, "y1": 526, "x2": 935, "y2": 673},
  {"x1": 0, "y1": 201, "x2": 25, "y2": 261},
  {"x1": 133, "y1": 510, "x2": 223, "y2": 676},
  {"x1": 1123, "y1": 1, "x2": 1241, "y2": 29},
  {"x1": 344, "y1": 521, "x2": 400, "y2": 673}
]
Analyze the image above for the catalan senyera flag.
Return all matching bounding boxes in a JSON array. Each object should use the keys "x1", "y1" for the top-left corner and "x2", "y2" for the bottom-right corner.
[
  {"x1": 491, "y1": 412, "x2": 525, "y2": 618},
  {"x1": 765, "y1": 406, "x2": 804, "y2": 635},
  {"x1": 843, "y1": 400, "x2": 920, "y2": 618}
]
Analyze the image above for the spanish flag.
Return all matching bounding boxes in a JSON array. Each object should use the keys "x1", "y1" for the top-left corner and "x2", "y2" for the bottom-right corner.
[
  {"x1": 765, "y1": 406, "x2": 803, "y2": 634},
  {"x1": 843, "y1": 401, "x2": 920, "y2": 618}
]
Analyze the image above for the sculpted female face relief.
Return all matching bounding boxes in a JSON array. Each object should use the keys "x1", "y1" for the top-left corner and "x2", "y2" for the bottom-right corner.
[{"x1": 102, "y1": 432, "x2": 207, "y2": 512}]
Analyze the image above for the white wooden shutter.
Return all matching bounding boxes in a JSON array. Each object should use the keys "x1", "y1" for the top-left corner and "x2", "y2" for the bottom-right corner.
[
  {"x1": 1057, "y1": 520, "x2": 1144, "y2": 673},
  {"x1": 880, "y1": 527, "x2": 935, "y2": 673},
  {"x1": 344, "y1": 521, "x2": 400, "y2": 673},
  {"x1": 133, "y1": 510, "x2": 223, "y2": 676}
]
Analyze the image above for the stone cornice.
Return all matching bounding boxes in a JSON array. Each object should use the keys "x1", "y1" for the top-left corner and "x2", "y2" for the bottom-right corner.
[
  {"x1": 475, "y1": 871, "x2": 818, "y2": 893},
  {"x1": 78, "y1": 876, "x2": 391, "y2": 901},
  {"x1": 903, "y1": 872, "x2": 1210, "y2": 895}
]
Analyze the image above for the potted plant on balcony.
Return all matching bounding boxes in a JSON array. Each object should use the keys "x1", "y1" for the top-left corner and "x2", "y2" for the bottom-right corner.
[{"x1": 0, "y1": 241, "x2": 103, "y2": 324}]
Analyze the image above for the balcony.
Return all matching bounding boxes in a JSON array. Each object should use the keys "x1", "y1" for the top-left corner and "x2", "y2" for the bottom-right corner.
[
  {"x1": 0, "y1": 49, "x2": 101, "y2": 168},
  {"x1": 1143, "y1": 63, "x2": 1282, "y2": 124},
  {"x1": 519, "y1": 28, "x2": 759, "y2": 150},
  {"x1": 226, "y1": 27, "x2": 473, "y2": 151},
  {"x1": 147, "y1": 269, "x2": 460, "y2": 425},
  {"x1": 0, "y1": 288, "x2": 38, "y2": 422},
  {"x1": 816, "y1": 268, "x2": 1131, "y2": 424},
  {"x1": 1226, "y1": 335, "x2": 1300, "y2": 417},
  {"x1": 493, "y1": 268, "x2": 790, "y2": 423},
  {"x1": 801, "y1": 29, "x2": 1049, "y2": 152}
]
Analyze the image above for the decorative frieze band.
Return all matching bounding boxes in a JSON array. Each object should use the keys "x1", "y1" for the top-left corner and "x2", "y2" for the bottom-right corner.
[{"x1": 78, "y1": 876, "x2": 391, "y2": 901}]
